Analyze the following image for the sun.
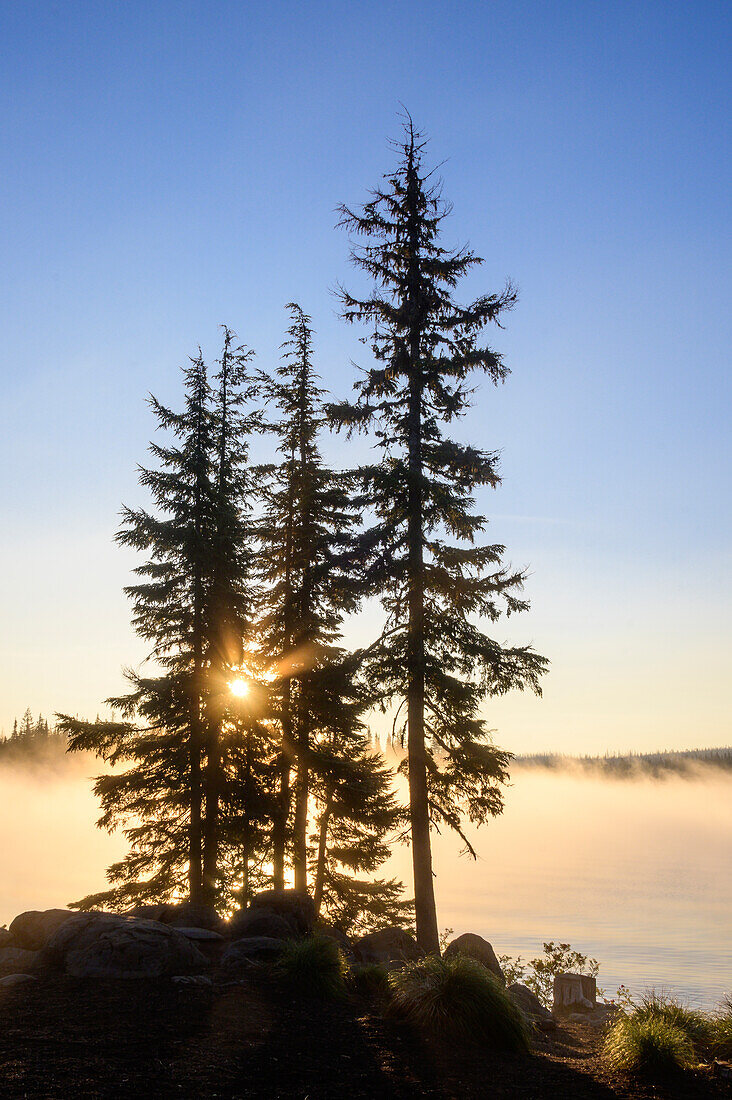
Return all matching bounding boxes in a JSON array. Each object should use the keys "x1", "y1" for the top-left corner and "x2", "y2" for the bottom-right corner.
[{"x1": 229, "y1": 678, "x2": 249, "y2": 698}]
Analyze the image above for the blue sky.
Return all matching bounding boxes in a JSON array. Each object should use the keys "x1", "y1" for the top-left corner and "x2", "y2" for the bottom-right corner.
[{"x1": 1, "y1": 0, "x2": 729, "y2": 751}]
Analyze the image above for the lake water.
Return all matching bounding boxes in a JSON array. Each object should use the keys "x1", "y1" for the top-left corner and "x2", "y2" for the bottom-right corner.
[{"x1": 1, "y1": 762, "x2": 729, "y2": 1010}]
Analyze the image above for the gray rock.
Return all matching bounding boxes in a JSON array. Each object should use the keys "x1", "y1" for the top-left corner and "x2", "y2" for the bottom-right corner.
[
  {"x1": 9, "y1": 909, "x2": 76, "y2": 950},
  {"x1": 0, "y1": 947, "x2": 40, "y2": 975},
  {"x1": 248, "y1": 889, "x2": 316, "y2": 937},
  {"x1": 171, "y1": 974, "x2": 213, "y2": 986},
  {"x1": 221, "y1": 937, "x2": 285, "y2": 972},
  {"x1": 44, "y1": 914, "x2": 207, "y2": 979},
  {"x1": 354, "y1": 927, "x2": 422, "y2": 970},
  {"x1": 0, "y1": 973, "x2": 38, "y2": 988},
  {"x1": 228, "y1": 908, "x2": 296, "y2": 941},
  {"x1": 508, "y1": 982, "x2": 556, "y2": 1031},
  {"x1": 159, "y1": 902, "x2": 224, "y2": 932},
  {"x1": 319, "y1": 924, "x2": 356, "y2": 961},
  {"x1": 173, "y1": 927, "x2": 223, "y2": 942},
  {"x1": 444, "y1": 933, "x2": 505, "y2": 985}
]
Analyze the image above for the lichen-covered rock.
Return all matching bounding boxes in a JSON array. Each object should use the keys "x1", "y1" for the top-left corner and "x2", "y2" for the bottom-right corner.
[
  {"x1": 221, "y1": 937, "x2": 285, "y2": 972},
  {"x1": 508, "y1": 982, "x2": 556, "y2": 1031},
  {"x1": 444, "y1": 933, "x2": 505, "y2": 985},
  {"x1": 248, "y1": 890, "x2": 316, "y2": 937},
  {"x1": 44, "y1": 914, "x2": 207, "y2": 979},
  {"x1": 159, "y1": 902, "x2": 224, "y2": 932},
  {"x1": 9, "y1": 909, "x2": 77, "y2": 950},
  {"x1": 353, "y1": 927, "x2": 421, "y2": 970},
  {"x1": 228, "y1": 908, "x2": 296, "y2": 941},
  {"x1": 0, "y1": 947, "x2": 40, "y2": 975}
]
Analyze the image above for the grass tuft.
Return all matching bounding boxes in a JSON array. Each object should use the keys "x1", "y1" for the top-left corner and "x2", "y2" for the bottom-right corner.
[
  {"x1": 603, "y1": 1014, "x2": 695, "y2": 1076},
  {"x1": 273, "y1": 935, "x2": 348, "y2": 999},
  {"x1": 388, "y1": 954, "x2": 530, "y2": 1053},
  {"x1": 633, "y1": 991, "x2": 710, "y2": 1048},
  {"x1": 348, "y1": 962, "x2": 391, "y2": 1000},
  {"x1": 709, "y1": 995, "x2": 732, "y2": 1059}
]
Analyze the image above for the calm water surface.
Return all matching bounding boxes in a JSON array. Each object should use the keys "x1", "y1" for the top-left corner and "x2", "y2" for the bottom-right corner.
[{"x1": 1, "y1": 764, "x2": 729, "y2": 1009}]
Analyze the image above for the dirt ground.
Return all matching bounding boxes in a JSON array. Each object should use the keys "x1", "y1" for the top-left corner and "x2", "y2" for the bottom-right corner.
[{"x1": 0, "y1": 976, "x2": 726, "y2": 1099}]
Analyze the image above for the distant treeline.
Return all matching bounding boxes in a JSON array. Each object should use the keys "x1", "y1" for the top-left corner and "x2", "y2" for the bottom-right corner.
[
  {"x1": 0, "y1": 709, "x2": 66, "y2": 761},
  {"x1": 514, "y1": 747, "x2": 732, "y2": 778}
]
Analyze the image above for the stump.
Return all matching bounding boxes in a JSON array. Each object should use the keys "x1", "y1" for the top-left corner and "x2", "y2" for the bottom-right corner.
[{"x1": 553, "y1": 972, "x2": 596, "y2": 1014}]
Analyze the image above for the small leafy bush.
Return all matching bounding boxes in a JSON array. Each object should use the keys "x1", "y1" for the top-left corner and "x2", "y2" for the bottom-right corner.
[
  {"x1": 273, "y1": 935, "x2": 348, "y2": 999},
  {"x1": 603, "y1": 1013, "x2": 695, "y2": 1075},
  {"x1": 348, "y1": 962, "x2": 391, "y2": 1000},
  {"x1": 497, "y1": 941, "x2": 601, "y2": 1007},
  {"x1": 388, "y1": 954, "x2": 530, "y2": 1053}
]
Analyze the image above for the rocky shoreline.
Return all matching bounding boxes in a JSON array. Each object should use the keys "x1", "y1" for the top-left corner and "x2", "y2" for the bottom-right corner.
[{"x1": 0, "y1": 894, "x2": 727, "y2": 1098}]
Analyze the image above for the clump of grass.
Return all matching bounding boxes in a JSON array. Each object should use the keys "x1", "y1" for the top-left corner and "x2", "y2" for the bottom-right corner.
[
  {"x1": 388, "y1": 954, "x2": 530, "y2": 1053},
  {"x1": 634, "y1": 991, "x2": 711, "y2": 1048},
  {"x1": 273, "y1": 935, "x2": 348, "y2": 999},
  {"x1": 603, "y1": 1014, "x2": 695, "y2": 1076},
  {"x1": 348, "y1": 962, "x2": 391, "y2": 1000},
  {"x1": 709, "y1": 995, "x2": 732, "y2": 1059}
]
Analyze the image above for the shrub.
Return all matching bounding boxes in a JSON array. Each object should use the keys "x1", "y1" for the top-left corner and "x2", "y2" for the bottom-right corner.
[
  {"x1": 348, "y1": 962, "x2": 391, "y2": 1000},
  {"x1": 497, "y1": 941, "x2": 601, "y2": 1007},
  {"x1": 388, "y1": 954, "x2": 530, "y2": 1053},
  {"x1": 273, "y1": 935, "x2": 348, "y2": 999},
  {"x1": 603, "y1": 1014, "x2": 695, "y2": 1075},
  {"x1": 709, "y1": 995, "x2": 732, "y2": 1059}
]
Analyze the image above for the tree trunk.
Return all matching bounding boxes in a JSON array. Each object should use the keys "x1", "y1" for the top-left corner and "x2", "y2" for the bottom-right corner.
[
  {"x1": 292, "y1": 691, "x2": 309, "y2": 892},
  {"x1": 404, "y1": 139, "x2": 439, "y2": 954},
  {"x1": 188, "y1": 683, "x2": 204, "y2": 905},
  {"x1": 313, "y1": 790, "x2": 334, "y2": 916},
  {"x1": 272, "y1": 680, "x2": 293, "y2": 889},
  {"x1": 202, "y1": 707, "x2": 221, "y2": 903}
]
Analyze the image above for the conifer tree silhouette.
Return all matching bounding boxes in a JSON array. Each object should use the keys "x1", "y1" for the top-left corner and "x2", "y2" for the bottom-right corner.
[{"x1": 331, "y1": 119, "x2": 547, "y2": 951}]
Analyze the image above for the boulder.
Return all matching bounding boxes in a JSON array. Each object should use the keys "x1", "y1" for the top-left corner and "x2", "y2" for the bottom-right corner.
[
  {"x1": 444, "y1": 933, "x2": 505, "y2": 985},
  {"x1": 0, "y1": 928, "x2": 11, "y2": 949},
  {"x1": 0, "y1": 947, "x2": 40, "y2": 976},
  {"x1": 553, "y1": 973, "x2": 596, "y2": 1015},
  {"x1": 353, "y1": 927, "x2": 422, "y2": 970},
  {"x1": 248, "y1": 890, "x2": 316, "y2": 937},
  {"x1": 9, "y1": 909, "x2": 77, "y2": 950},
  {"x1": 221, "y1": 937, "x2": 285, "y2": 972},
  {"x1": 159, "y1": 902, "x2": 224, "y2": 932},
  {"x1": 228, "y1": 908, "x2": 296, "y2": 941},
  {"x1": 319, "y1": 924, "x2": 356, "y2": 961},
  {"x1": 508, "y1": 982, "x2": 556, "y2": 1031},
  {"x1": 126, "y1": 904, "x2": 166, "y2": 922},
  {"x1": 174, "y1": 927, "x2": 223, "y2": 942},
  {"x1": 0, "y1": 973, "x2": 38, "y2": 988},
  {"x1": 44, "y1": 914, "x2": 207, "y2": 979}
]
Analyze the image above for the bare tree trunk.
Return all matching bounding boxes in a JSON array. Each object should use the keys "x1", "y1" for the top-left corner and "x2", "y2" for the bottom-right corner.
[
  {"x1": 404, "y1": 136, "x2": 439, "y2": 954},
  {"x1": 292, "y1": 692, "x2": 309, "y2": 893},
  {"x1": 313, "y1": 790, "x2": 334, "y2": 916}
]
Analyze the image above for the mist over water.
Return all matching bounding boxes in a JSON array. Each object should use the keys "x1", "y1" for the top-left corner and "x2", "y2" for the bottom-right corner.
[
  {"x1": 1, "y1": 758, "x2": 729, "y2": 1010},
  {"x1": 0, "y1": 762, "x2": 125, "y2": 924},
  {"x1": 387, "y1": 766, "x2": 732, "y2": 1010}
]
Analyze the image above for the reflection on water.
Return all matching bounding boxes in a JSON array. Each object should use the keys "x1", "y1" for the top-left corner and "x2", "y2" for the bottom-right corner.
[
  {"x1": 1, "y1": 765, "x2": 729, "y2": 1009},
  {"x1": 388, "y1": 769, "x2": 732, "y2": 1009}
]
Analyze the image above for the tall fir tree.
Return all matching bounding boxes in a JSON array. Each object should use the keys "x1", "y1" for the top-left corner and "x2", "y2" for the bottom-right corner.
[
  {"x1": 60, "y1": 334, "x2": 265, "y2": 910},
  {"x1": 331, "y1": 120, "x2": 548, "y2": 951},
  {"x1": 257, "y1": 305, "x2": 408, "y2": 929}
]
